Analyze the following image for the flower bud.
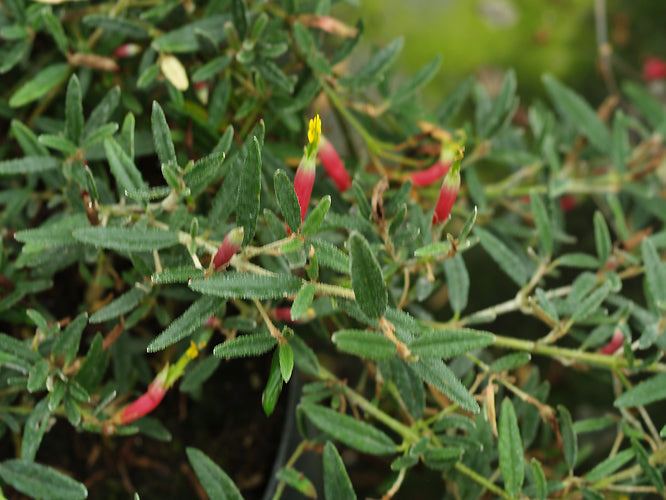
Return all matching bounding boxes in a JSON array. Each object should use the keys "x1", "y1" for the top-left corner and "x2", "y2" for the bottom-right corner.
[
  {"x1": 194, "y1": 81, "x2": 209, "y2": 105},
  {"x1": 318, "y1": 136, "x2": 351, "y2": 192},
  {"x1": 410, "y1": 160, "x2": 451, "y2": 187},
  {"x1": 432, "y1": 163, "x2": 460, "y2": 225},
  {"x1": 119, "y1": 366, "x2": 168, "y2": 424},
  {"x1": 213, "y1": 227, "x2": 244, "y2": 270},
  {"x1": 643, "y1": 56, "x2": 666, "y2": 82},
  {"x1": 112, "y1": 43, "x2": 141, "y2": 59},
  {"x1": 294, "y1": 115, "x2": 322, "y2": 221},
  {"x1": 599, "y1": 328, "x2": 624, "y2": 355}
]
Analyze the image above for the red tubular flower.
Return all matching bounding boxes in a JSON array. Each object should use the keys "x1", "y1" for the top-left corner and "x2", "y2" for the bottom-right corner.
[
  {"x1": 410, "y1": 161, "x2": 451, "y2": 187},
  {"x1": 119, "y1": 368, "x2": 168, "y2": 424},
  {"x1": 643, "y1": 56, "x2": 666, "y2": 82},
  {"x1": 599, "y1": 328, "x2": 624, "y2": 355},
  {"x1": 559, "y1": 194, "x2": 577, "y2": 213},
  {"x1": 432, "y1": 163, "x2": 461, "y2": 225},
  {"x1": 273, "y1": 307, "x2": 294, "y2": 322},
  {"x1": 318, "y1": 136, "x2": 352, "y2": 192},
  {"x1": 294, "y1": 115, "x2": 322, "y2": 222},
  {"x1": 112, "y1": 44, "x2": 141, "y2": 59},
  {"x1": 213, "y1": 227, "x2": 244, "y2": 270}
]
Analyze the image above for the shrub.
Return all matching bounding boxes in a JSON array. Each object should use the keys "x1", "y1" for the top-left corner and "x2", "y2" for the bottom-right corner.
[{"x1": 1, "y1": 0, "x2": 665, "y2": 499}]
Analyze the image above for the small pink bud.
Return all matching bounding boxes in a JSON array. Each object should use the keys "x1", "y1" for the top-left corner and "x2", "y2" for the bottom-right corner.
[
  {"x1": 432, "y1": 165, "x2": 460, "y2": 225},
  {"x1": 213, "y1": 227, "x2": 244, "y2": 270},
  {"x1": 410, "y1": 161, "x2": 451, "y2": 187},
  {"x1": 559, "y1": 194, "x2": 577, "y2": 213},
  {"x1": 273, "y1": 307, "x2": 294, "y2": 322},
  {"x1": 112, "y1": 43, "x2": 141, "y2": 59},
  {"x1": 599, "y1": 328, "x2": 624, "y2": 355},
  {"x1": 294, "y1": 156, "x2": 317, "y2": 222},
  {"x1": 119, "y1": 368, "x2": 168, "y2": 424},
  {"x1": 318, "y1": 137, "x2": 351, "y2": 192},
  {"x1": 643, "y1": 56, "x2": 666, "y2": 82}
]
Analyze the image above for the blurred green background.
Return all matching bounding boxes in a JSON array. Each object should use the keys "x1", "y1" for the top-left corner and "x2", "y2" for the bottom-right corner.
[{"x1": 335, "y1": 0, "x2": 666, "y2": 105}]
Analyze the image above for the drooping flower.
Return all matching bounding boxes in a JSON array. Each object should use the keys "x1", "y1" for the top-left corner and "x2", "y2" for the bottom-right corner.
[
  {"x1": 112, "y1": 44, "x2": 141, "y2": 59},
  {"x1": 432, "y1": 159, "x2": 461, "y2": 225},
  {"x1": 294, "y1": 115, "x2": 322, "y2": 222},
  {"x1": 213, "y1": 227, "x2": 244, "y2": 270},
  {"x1": 410, "y1": 143, "x2": 455, "y2": 187},
  {"x1": 643, "y1": 56, "x2": 666, "y2": 82},
  {"x1": 119, "y1": 366, "x2": 168, "y2": 424},
  {"x1": 599, "y1": 328, "x2": 624, "y2": 355},
  {"x1": 318, "y1": 136, "x2": 352, "y2": 192}
]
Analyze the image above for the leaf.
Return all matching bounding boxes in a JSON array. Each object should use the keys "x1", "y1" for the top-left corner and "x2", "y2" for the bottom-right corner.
[
  {"x1": 9, "y1": 63, "x2": 69, "y2": 107},
  {"x1": 292, "y1": 21, "x2": 332, "y2": 75},
  {"x1": 408, "y1": 328, "x2": 494, "y2": 359},
  {"x1": 276, "y1": 467, "x2": 316, "y2": 498},
  {"x1": 642, "y1": 238, "x2": 666, "y2": 308},
  {"x1": 291, "y1": 283, "x2": 315, "y2": 321},
  {"x1": 213, "y1": 333, "x2": 277, "y2": 358},
  {"x1": 631, "y1": 438, "x2": 665, "y2": 493},
  {"x1": 82, "y1": 123, "x2": 119, "y2": 151},
  {"x1": 189, "y1": 273, "x2": 302, "y2": 300},
  {"x1": 183, "y1": 151, "x2": 226, "y2": 196},
  {"x1": 530, "y1": 192, "x2": 553, "y2": 256},
  {"x1": 339, "y1": 37, "x2": 404, "y2": 89},
  {"x1": 422, "y1": 447, "x2": 463, "y2": 469},
  {"x1": 160, "y1": 54, "x2": 189, "y2": 90},
  {"x1": 10, "y1": 119, "x2": 49, "y2": 156},
  {"x1": 27, "y1": 359, "x2": 50, "y2": 393},
  {"x1": 390, "y1": 55, "x2": 441, "y2": 106},
  {"x1": 274, "y1": 170, "x2": 301, "y2": 233},
  {"x1": 82, "y1": 14, "x2": 149, "y2": 38},
  {"x1": 65, "y1": 74, "x2": 84, "y2": 145},
  {"x1": 593, "y1": 211, "x2": 611, "y2": 264},
  {"x1": 443, "y1": 254, "x2": 470, "y2": 314},
  {"x1": 557, "y1": 405, "x2": 578, "y2": 472},
  {"x1": 73, "y1": 226, "x2": 179, "y2": 252},
  {"x1": 584, "y1": 448, "x2": 634, "y2": 482},
  {"x1": 151, "y1": 101, "x2": 177, "y2": 167},
  {"x1": 279, "y1": 343, "x2": 294, "y2": 383},
  {"x1": 151, "y1": 266, "x2": 204, "y2": 284},
  {"x1": 104, "y1": 137, "x2": 147, "y2": 197},
  {"x1": 74, "y1": 333, "x2": 108, "y2": 393},
  {"x1": 152, "y1": 15, "x2": 230, "y2": 53},
  {"x1": 90, "y1": 287, "x2": 148, "y2": 323},
  {"x1": 614, "y1": 372, "x2": 666, "y2": 408},
  {"x1": 186, "y1": 447, "x2": 244, "y2": 500},
  {"x1": 236, "y1": 136, "x2": 262, "y2": 246},
  {"x1": 301, "y1": 403, "x2": 396, "y2": 455},
  {"x1": 490, "y1": 353, "x2": 531, "y2": 372},
  {"x1": 389, "y1": 357, "x2": 425, "y2": 419},
  {"x1": 290, "y1": 335, "x2": 320, "y2": 377},
  {"x1": 42, "y1": 8, "x2": 68, "y2": 54},
  {"x1": 349, "y1": 232, "x2": 387, "y2": 319},
  {"x1": 0, "y1": 156, "x2": 60, "y2": 175},
  {"x1": 570, "y1": 282, "x2": 610, "y2": 322},
  {"x1": 0, "y1": 459, "x2": 87, "y2": 500},
  {"x1": 52, "y1": 312, "x2": 87, "y2": 366},
  {"x1": 435, "y1": 76, "x2": 474, "y2": 124},
  {"x1": 263, "y1": 350, "x2": 283, "y2": 416},
  {"x1": 332, "y1": 329, "x2": 397, "y2": 360},
  {"x1": 498, "y1": 398, "x2": 524, "y2": 498},
  {"x1": 21, "y1": 398, "x2": 50, "y2": 462},
  {"x1": 555, "y1": 253, "x2": 600, "y2": 269},
  {"x1": 147, "y1": 295, "x2": 224, "y2": 352},
  {"x1": 542, "y1": 74, "x2": 611, "y2": 152},
  {"x1": 15, "y1": 213, "x2": 88, "y2": 250},
  {"x1": 323, "y1": 442, "x2": 356, "y2": 500},
  {"x1": 531, "y1": 458, "x2": 547, "y2": 500},
  {"x1": 409, "y1": 359, "x2": 478, "y2": 413},
  {"x1": 192, "y1": 55, "x2": 232, "y2": 82},
  {"x1": 481, "y1": 69, "x2": 517, "y2": 137},
  {"x1": 181, "y1": 356, "x2": 221, "y2": 392},
  {"x1": 82, "y1": 86, "x2": 121, "y2": 139},
  {"x1": 38, "y1": 134, "x2": 78, "y2": 155},
  {"x1": 309, "y1": 238, "x2": 350, "y2": 273},
  {"x1": 475, "y1": 227, "x2": 528, "y2": 286}
]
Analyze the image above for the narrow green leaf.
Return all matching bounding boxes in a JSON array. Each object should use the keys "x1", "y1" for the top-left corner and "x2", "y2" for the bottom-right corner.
[
  {"x1": 415, "y1": 241, "x2": 452, "y2": 258},
  {"x1": 74, "y1": 333, "x2": 108, "y2": 393},
  {"x1": 64, "y1": 393, "x2": 81, "y2": 426},
  {"x1": 151, "y1": 101, "x2": 177, "y2": 167},
  {"x1": 82, "y1": 86, "x2": 120, "y2": 139},
  {"x1": 27, "y1": 359, "x2": 50, "y2": 393},
  {"x1": 555, "y1": 253, "x2": 600, "y2": 269},
  {"x1": 81, "y1": 123, "x2": 119, "y2": 151},
  {"x1": 276, "y1": 467, "x2": 316, "y2": 498},
  {"x1": 481, "y1": 69, "x2": 517, "y2": 137},
  {"x1": 422, "y1": 447, "x2": 463, "y2": 470},
  {"x1": 390, "y1": 55, "x2": 441, "y2": 106},
  {"x1": 571, "y1": 416, "x2": 616, "y2": 434},
  {"x1": 301, "y1": 403, "x2": 396, "y2": 455},
  {"x1": 42, "y1": 8, "x2": 69, "y2": 55},
  {"x1": 292, "y1": 21, "x2": 332, "y2": 75},
  {"x1": 631, "y1": 438, "x2": 665, "y2": 493},
  {"x1": 435, "y1": 76, "x2": 474, "y2": 124},
  {"x1": 9, "y1": 63, "x2": 68, "y2": 107},
  {"x1": 389, "y1": 357, "x2": 425, "y2": 419},
  {"x1": 236, "y1": 136, "x2": 262, "y2": 245},
  {"x1": 323, "y1": 442, "x2": 357, "y2": 500},
  {"x1": 290, "y1": 335, "x2": 320, "y2": 377},
  {"x1": 21, "y1": 398, "x2": 50, "y2": 461},
  {"x1": 52, "y1": 312, "x2": 87, "y2": 365},
  {"x1": 73, "y1": 226, "x2": 179, "y2": 252},
  {"x1": 15, "y1": 213, "x2": 88, "y2": 250},
  {"x1": 104, "y1": 137, "x2": 147, "y2": 196},
  {"x1": 192, "y1": 55, "x2": 232, "y2": 82},
  {"x1": 263, "y1": 350, "x2": 283, "y2": 416},
  {"x1": 274, "y1": 170, "x2": 301, "y2": 233},
  {"x1": 531, "y1": 458, "x2": 547, "y2": 500},
  {"x1": 183, "y1": 151, "x2": 226, "y2": 196},
  {"x1": 558, "y1": 405, "x2": 577, "y2": 471},
  {"x1": 475, "y1": 227, "x2": 528, "y2": 286},
  {"x1": 498, "y1": 398, "x2": 524, "y2": 498},
  {"x1": 570, "y1": 282, "x2": 610, "y2": 322},
  {"x1": 38, "y1": 134, "x2": 78, "y2": 155},
  {"x1": 151, "y1": 266, "x2": 205, "y2": 284},
  {"x1": 10, "y1": 119, "x2": 49, "y2": 156},
  {"x1": 530, "y1": 192, "x2": 553, "y2": 256},
  {"x1": 409, "y1": 359, "x2": 478, "y2": 413},
  {"x1": 291, "y1": 283, "x2": 316, "y2": 321},
  {"x1": 65, "y1": 75, "x2": 83, "y2": 145},
  {"x1": 82, "y1": 14, "x2": 148, "y2": 38},
  {"x1": 339, "y1": 37, "x2": 404, "y2": 89},
  {"x1": 349, "y1": 232, "x2": 387, "y2": 319},
  {"x1": 186, "y1": 447, "x2": 244, "y2": 500},
  {"x1": 443, "y1": 254, "x2": 470, "y2": 314},
  {"x1": 181, "y1": 357, "x2": 221, "y2": 393},
  {"x1": 189, "y1": 273, "x2": 302, "y2": 300},
  {"x1": 309, "y1": 238, "x2": 349, "y2": 273},
  {"x1": 614, "y1": 372, "x2": 666, "y2": 408},
  {"x1": 279, "y1": 343, "x2": 294, "y2": 383},
  {"x1": 90, "y1": 286, "x2": 148, "y2": 323},
  {"x1": 542, "y1": 74, "x2": 611, "y2": 152},
  {"x1": 213, "y1": 333, "x2": 277, "y2": 358},
  {"x1": 408, "y1": 328, "x2": 494, "y2": 359},
  {"x1": 147, "y1": 295, "x2": 224, "y2": 352},
  {"x1": 642, "y1": 238, "x2": 666, "y2": 308},
  {"x1": 256, "y1": 60, "x2": 295, "y2": 94},
  {"x1": 585, "y1": 448, "x2": 634, "y2": 482},
  {"x1": 0, "y1": 156, "x2": 60, "y2": 175},
  {"x1": 332, "y1": 329, "x2": 397, "y2": 360},
  {"x1": 490, "y1": 352, "x2": 531, "y2": 372},
  {"x1": 593, "y1": 211, "x2": 611, "y2": 264},
  {"x1": 0, "y1": 459, "x2": 87, "y2": 500}
]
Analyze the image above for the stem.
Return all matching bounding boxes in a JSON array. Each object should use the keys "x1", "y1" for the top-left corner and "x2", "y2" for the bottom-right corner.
[
  {"x1": 271, "y1": 440, "x2": 309, "y2": 500},
  {"x1": 454, "y1": 462, "x2": 513, "y2": 500},
  {"x1": 314, "y1": 282, "x2": 355, "y2": 300}
]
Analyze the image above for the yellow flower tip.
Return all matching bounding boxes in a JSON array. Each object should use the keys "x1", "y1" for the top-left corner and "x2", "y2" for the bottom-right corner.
[
  {"x1": 308, "y1": 114, "x2": 322, "y2": 148},
  {"x1": 186, "y1": 340, "x2": 199, "y2": 360}
]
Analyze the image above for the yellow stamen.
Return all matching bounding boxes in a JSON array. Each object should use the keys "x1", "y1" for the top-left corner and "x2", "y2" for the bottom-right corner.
[
  {"x1": 186, "y1": 340, "x2": 199, "y2": 359},
  {"x1": 308, "y1": 114, "x2": 321, "y2": 148}
]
